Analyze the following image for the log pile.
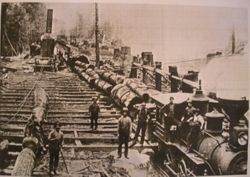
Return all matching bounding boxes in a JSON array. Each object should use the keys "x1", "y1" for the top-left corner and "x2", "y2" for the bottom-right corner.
[{"x1": 72, "y1": 61, "x2": 151, "y2": 110}]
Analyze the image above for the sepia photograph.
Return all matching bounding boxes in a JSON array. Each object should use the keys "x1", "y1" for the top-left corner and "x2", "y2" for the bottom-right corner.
[{"x1": 0, "y1": 0, "x2": 249, "y2": 176}]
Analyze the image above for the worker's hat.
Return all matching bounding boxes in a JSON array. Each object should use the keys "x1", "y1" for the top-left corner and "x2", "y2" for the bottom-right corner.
[{"x1": 54, "y1": 121, "x2": 61, "y2": 128}]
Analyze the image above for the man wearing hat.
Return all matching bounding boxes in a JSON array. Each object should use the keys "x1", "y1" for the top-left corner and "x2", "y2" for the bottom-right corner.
[
  {"x1": 181, "y1": 99, "x2": 196, "y2": 140},
  {"x1": 186, "y1": 108, "x2": 204, "y2": 152},
  {"x1": 89, "y1": 97, "x2": 100, "y2": 130},
  {"x1": 117, "y1": 108, "x2": 131, "y2": 158},
  {"x1": 182, "y1": 99, "x2": 196, "y2": 122},
  {"x1": 131, "y1": 102, "x2": 149, "y2": 147},
  {"x1": 159, "y1": 96, "x2": 176, "y2": 141},
  {"x1": 24, "y1": 114, "x2": 46, "y2": 156},
  {"x1": 48, "y1": 122, "x2": 64, "y2": 175}
]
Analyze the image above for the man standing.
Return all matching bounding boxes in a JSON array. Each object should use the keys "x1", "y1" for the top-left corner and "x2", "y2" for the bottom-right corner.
[
  {"x1": 181, "y1": 99, "x2": 196, "y2": 140},
  {"x1": 182, "y1": 99, "x2": 196, "y2": 122},
  {"x1": 24, "y1": 114, "x2": 46, "y2": 156},
  {"x1": 159, "y1": 96, "x2": 176, "y2": 142},
  {"x1": 117, "y1": 108, "x2": 131, "y2": 159},
  {"x1": 186, "y1": 108, "x2": 205, "y2": 151},
  {"x1": 89, "y1": 97, "x2": 100, "y2": 130},
  {"x1": 131, "y1": 102, "x2": 149, "y2": 147},
  {"x1": 48, "y1": 122, "x2": 63, "y2": 175}
]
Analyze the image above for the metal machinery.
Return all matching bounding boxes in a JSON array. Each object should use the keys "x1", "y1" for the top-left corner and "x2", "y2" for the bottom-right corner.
[
  {"x1": 153, "y1": 89, "x2": 248, "y2": 176},
  {"x1": 33, "y1": 9, "x2": 57, "y2": 72},
  {"x1": 34, "y1": 34, "x2": 56, "y2": 72},
  {"x1": 72, "y1": 60, "x2": 248, "y2": 177}
]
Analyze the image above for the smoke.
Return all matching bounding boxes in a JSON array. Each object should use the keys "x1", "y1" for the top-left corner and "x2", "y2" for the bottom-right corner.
[{"x1": 199, "y1": 53, "x2": 249, "y2": 100}]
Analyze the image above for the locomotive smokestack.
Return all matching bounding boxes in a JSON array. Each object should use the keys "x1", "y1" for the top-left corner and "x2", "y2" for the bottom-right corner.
[
  {"x1": 218, "y1": 98, "x2": 248, "y2": 127},
  {"x1": 46, "y1": 9, "x2": 53, "y2": 33}
]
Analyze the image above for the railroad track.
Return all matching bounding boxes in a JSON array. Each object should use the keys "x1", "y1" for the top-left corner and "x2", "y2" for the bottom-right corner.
[
  {"x1": 0, "y1": 71, "x2": 164, "y2": 176},
  {"x1": 0, "y1": 71, "x2": 123, "y2": 175}
]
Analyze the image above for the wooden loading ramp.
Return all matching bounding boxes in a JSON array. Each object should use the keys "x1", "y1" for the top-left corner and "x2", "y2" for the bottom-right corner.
[{"x1": 0, "y1": 71, "x2": 157, "y2": 176}]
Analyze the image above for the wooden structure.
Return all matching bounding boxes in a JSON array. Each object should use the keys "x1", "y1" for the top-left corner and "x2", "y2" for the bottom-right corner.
[{"x1": 131, "y1": 60, "x2": 199, "y2": 92}]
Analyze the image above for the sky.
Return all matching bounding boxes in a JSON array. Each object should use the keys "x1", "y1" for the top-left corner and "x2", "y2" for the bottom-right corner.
[{"x1": 46, "y1": 3, "x2": 248, "y2": 62}]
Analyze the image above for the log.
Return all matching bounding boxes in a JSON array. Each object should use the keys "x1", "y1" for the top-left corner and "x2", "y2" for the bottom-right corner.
[
  {"x1": 32, "y1": 106, "x2": 46, "y2": 123},
  {"x1": 33, "y1": 87, "x2": 48, "y2": 123},
  {"x1": 12, "y1": 137, "x2": 38, "y2": 176},
  {"x1": 34, "y1": 87, "x2": 48, "y2": 107},
  {"x1": 11, "y1": 148, "x2": 36, "y2": 176}
]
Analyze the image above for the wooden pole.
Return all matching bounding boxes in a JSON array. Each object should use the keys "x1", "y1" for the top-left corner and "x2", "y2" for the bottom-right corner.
[
  {"x1": 169, "y1": 66, "x2": 179, "y2": 92},
  {"x1": 130, "y1": 57, "x2": 138, "y2": 78},
  {"x1": 60, "y1": 149, "x2": 69, "y2": 174},
  {"x1": 95, "y1": 3, "x2": 100, "y2": 68},
  {"x1": 5, "y1": 29, "x2": 17, "y2": 56},
  {"x1": 142, "y1": 66, "x2": 146, "y2": 84},
  {"x1": 155, "y1": 61, "x2": 162, "y2": 91},
  {"x1": 1, "y1": 3, "x2": 8, "y2": 57},
  {"x1": 232, "y1": 29, "x2": 235, "y2": 54}
]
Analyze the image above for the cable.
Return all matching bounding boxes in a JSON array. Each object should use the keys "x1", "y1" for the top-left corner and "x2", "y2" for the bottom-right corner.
[
  {"x1": 0, "y1": 64, "x2": 45, "y2": 126},
  {"x1": 163, "y1": 57, "x2": 205, "y2": 65}
]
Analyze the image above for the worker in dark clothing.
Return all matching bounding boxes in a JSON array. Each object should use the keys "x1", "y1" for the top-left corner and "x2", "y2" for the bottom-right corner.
[
  {"x1": 181, "y1": 99, "x2": 196, "y2": 140},
  {"x1": 131, "y1": 102, "x2": 149, "y2": 147},
  {"x1": 89, "y1": 97, "x2": 100, "y2": 130},
  {"x1": 48, "y1": 122, "x2": 63, "y2": 175},
  {"x1": 182, "y1": 99, "x2": 196, "y2": 122},
  {"x1": 117, "y1": 108, "x2": 131, "y2": 159},
  {"x1": 159, "y1": 96, "x2": 176, "y2": 142},
  {"x1": 186, "y1": 108, "x2": 205, "y2": 152},
  {"x1": 24, "y1": 115, "x2": 46, "y2": 156},
  {"x1": 24, "y1": 115, "x2": 35, "y2": 138}
]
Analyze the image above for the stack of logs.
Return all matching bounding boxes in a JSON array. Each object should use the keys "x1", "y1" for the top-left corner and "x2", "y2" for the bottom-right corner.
[{"x1": 73, "y1": 61, "x2": 150, "y2": 111}]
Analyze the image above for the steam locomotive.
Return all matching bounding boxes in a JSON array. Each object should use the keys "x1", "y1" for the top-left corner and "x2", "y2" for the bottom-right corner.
[
  {"x1": 30, "y1": 33, "x2": 70, "y2": 72},
  {"x1": 72, "y1": 59, "x2": 248, "y2": 177},
  {"x1": 152, "y1": 89, "x2": 248, "y2": 176}
]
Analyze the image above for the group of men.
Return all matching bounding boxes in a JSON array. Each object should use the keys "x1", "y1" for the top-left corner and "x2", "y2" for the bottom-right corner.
[
  {"x1": 160, "y1": 97, "x2": 205, "y2": 150},
  {"x1": 24, "y1": 95, "x2": 205, "y2": 174},
  {"x1": 24, "y1": 117, "x2": 63, "y2": 175},
  {"x1": 89, "y1": 97, "x2": 151, "y2": 159},
  {"x1": 117, "y1": 101, "x2": 152, "y2": 158}
]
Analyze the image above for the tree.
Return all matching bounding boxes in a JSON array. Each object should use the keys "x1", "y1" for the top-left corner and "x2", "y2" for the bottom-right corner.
[{"x1": 2, "y1": 2, "x2": 46, "y2": 55}]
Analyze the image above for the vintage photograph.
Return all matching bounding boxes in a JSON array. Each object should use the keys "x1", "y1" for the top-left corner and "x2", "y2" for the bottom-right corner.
[{"x1": 0, "y1": 1, "x2": 249, "y2": 177}]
